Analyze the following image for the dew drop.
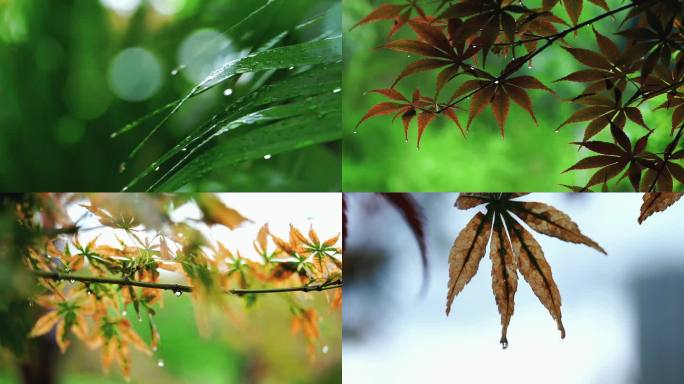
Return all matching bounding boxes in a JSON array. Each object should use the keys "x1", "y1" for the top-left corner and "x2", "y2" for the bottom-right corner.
[
  {"x1": 122, "y1": 186, "x2": 129, "y2": 192},
  {"x1": 121, "y1": 310, "x2": 127, "y2": 316},
  {"x1": 333, "y1": 87, "x2": 341, "y2": 94},
  {"x1": 352, "y1": 130, "x2": 358, "y2": 134},
  {"x1": 263, "y1": 154, "x2": 272, "y2": 160},
  {"x1": 155, "y1": 166, "x2": 160, "y2": 172},
  {"x1": 171, "y1": 69, "x2": 178, "y2": 76},
  {"x1": 494, "y1": 80, "x2": 500, "y2": 84},
  {"x1": 501, "y1": 341, "x2": 509, "y2": 350},
  {"x1": 322, "y1": 345, "x2": 329, "y2": 354},
  {"x1": 528, "y1": 64, "x2": 533, "y2": 69},
  {"x1": 288, "y1": 66, "x2": 295, "y2": 70},
  {"x1": 119, "y1": 162, "x2": 127, "y2": 173},
  {"x1": 174, "y1": 290, "x2": 182, "y2": 297},
  {"x1": 223, "y1": 88, "x2": 233, "y2": 96},
  {"x1": 181, "y1": 147, "x2": 187, "y2": 152},
  {"x1": 157, "y1": 359, "x2": 165, "y2": 367}
]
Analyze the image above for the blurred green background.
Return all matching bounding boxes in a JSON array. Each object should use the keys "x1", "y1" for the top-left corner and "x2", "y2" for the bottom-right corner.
[
  {"x1": 0, "y1": 290, "x2": 341, "y2": 384},
  {"x1": 342, "y1": 0, "x2": 681, "y2": 192},
  {"x1": 0, "y1": 0, "x2": 341, "y2": 192}
]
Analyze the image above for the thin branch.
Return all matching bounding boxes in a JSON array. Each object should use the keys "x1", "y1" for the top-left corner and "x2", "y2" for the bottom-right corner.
[
  {"x1": 32, "y1": 270, "x2": 342, "y2": 295},
  {"x1": 437, "y1": 2, "x2": 637, "y2": 113},
  {"x1": 648, "y1": 122, "x2": 684, "y2": 192}
]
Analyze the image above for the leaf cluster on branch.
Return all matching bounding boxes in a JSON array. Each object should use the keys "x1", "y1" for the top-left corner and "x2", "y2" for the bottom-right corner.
[
  {"x1": 11, "y1": 193, "x2": 341, "y2": 380},
  {"x1": 353, "y1": 0, "x2": 684, "y2": 191}
]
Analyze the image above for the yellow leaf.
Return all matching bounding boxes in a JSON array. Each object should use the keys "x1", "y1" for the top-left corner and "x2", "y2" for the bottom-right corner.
[
  {"x1": 446, "y1": 211, "x2": 492, "y2": 315},
  {"x1": 197, "y1": 194, "x2": 250, "y2": 229},
  {"x1": 55, "y1": 319, "x2": 70, "y2": 353},
  {"x1": 29, "y1": 311, "x2": 60, "y2": 338}
]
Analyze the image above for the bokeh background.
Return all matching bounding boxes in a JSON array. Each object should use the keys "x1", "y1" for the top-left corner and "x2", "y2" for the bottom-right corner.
[
  {"x1": 343, "y1": 1, "x2": 680, "y2": 191},
  {"x1": 0, "y1": 0, "x2": 340, "y2": 191},
  {"x1": 0, "y1": 193, "x2": 342, "y2": 384},
  {"x1": 344, "y1": 193, "x2": 684, "y2": 383}
]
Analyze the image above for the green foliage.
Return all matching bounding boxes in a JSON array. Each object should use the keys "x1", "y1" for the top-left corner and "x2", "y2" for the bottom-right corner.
[{"x1": 0, "y1": 0, "x2": 341, "y2": 191}]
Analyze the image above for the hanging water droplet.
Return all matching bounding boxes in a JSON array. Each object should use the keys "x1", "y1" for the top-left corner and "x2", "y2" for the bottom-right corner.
[
  {"x1": 332, "y1": 88, "x2": 341, "y2": 94},
  {"x1": 119, "y1": 162, "x2": 127, "y2": 173},
  {"x1": 174, "y1": 290, "x2": 182, "y2": 297},
  {"x1": 28, "y1": 301, "x2": 33, "y2": 307},
  {"x1": 554, "y1": 128, "x2": 560, "y2": 133},
  {"x1": 181, "y1": 147, "x2": 187, "y2": 151},
  {"x1": 322, "y1": 345, "x2": 329, "y2": 354},
  {"x1": 223, "y1": 88, "x2": 233, "y2": 96},
  {"x1": 528, "y1": 64, "x2": 533, "y2": 69},
  {"x1": 352, "y1": 130, "x2": 358, "y2": 134},
  {"x1": 137, "y1": 314, "x2": 142, "y2": 322},
  {"x1": 501, "y1": 341, "x2": 509, "y2": 349},
  {"x1": 263, "y1": 154, "x2": 272, "y2": 160},
  {"x1": 494, "y1": 80, "x2": 500, "y2": 84},
  {"x1": 69, "y1": 279, "x2": 75, "y2": 284},
  {"x1": 155, "y1": 166, "x2": 160, "y2": 172},
  {"x1": 122, "y1": 186, "x2": 129, "y2": 192},
  {"x1": 157, "y1": 359, "x2": 165, "y2": 367},
  {"x1": 288, "y1": 66, "x2": 295, "y2": 70},
  {"x1": 87, "y1": 290, "x2": 92, "y2": 296},
  {"x1": 121, "y1": 310, "x2": 127, "y2": 316},
  {"x1": 171, "y1": 69, "x2": 178, "y2": 76}
]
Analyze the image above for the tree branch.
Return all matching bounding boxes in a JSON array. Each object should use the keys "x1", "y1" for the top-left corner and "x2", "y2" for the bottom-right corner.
[{"x1": 32, "y1": 270, "x2": 342, "y2": 295}]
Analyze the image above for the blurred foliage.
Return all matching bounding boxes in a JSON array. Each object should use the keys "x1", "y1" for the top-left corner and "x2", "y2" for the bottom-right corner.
[
  {"x1": 0, "y1": 193, "x2": 342, "y2": 383},
  {"x1": 343, "y1": 0, "x2": 683, "y2": 192},
  {"x1": 0, "y1": 0, "x2": 341, "y2": 191}
]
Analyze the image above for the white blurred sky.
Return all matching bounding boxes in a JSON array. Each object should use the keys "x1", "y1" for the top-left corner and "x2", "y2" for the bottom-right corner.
[
  {"x1": 67, "y1": 193, "x2": 340, "y2": 270},
  {"x1": 344, "y1": 193, "x2": 684, "y2": 384}
]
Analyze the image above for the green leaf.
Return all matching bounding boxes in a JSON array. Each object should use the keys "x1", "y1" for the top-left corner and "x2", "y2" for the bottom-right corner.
[
  {"x1": 124, "y1": 63, "x2": 341, "y2": 191},
  {"x1": 151, "y1": 96, "x2": 340, "y2": 191}
]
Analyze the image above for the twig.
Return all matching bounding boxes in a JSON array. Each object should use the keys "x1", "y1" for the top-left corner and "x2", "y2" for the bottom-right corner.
[{"x1": 32, "y1": 270, "x2": 342, "y2": 295}]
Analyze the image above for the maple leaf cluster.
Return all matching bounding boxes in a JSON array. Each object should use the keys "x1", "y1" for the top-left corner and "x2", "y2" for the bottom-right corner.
[
  {"x1": 353, "y1": 0, "x2": 684, "y2": 191},
  {"x1": 19, "y1": 193, "x2": 341, "y2": 380},
  {"x1": 447, "y1": 193, "x2": 604, "y2": 347}
]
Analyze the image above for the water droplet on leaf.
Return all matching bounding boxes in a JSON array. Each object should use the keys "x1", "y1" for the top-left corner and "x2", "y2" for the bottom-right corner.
[
  {"x1": 332, "y1": 88, "x2": 341, "y2": 94},
  {"x1": 223, "y1": 88, "x2": 233, "y2": 96},
  {"x1": 263, "y1": 154, "x2": 272, "y2": 160}
]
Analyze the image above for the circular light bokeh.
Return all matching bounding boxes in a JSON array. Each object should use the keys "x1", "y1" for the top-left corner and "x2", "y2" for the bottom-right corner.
[
  {"x1": 108, "y1": 47, "x2": 163, "y2": 102},
  {"x1": 177, "y1": 28, "x2": 235, "y2": 85}
]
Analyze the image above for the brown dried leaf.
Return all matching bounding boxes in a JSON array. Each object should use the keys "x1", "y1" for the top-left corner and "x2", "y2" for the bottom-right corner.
[
  {"x1": 505, "y1": 216, "x2": 565, "y2": 339},
  {"x1": 638, "y1": 192, "x2": 683, "y2": 224},
  {"x1": 510, "y1": 202, "x2": 606, "y2": 254},
  {"x1": 446, "y1": 211, "x2": 492, "y2": 315},
  {"x1": 489, "y1": 217, "x2": 518, "y2": 347}
]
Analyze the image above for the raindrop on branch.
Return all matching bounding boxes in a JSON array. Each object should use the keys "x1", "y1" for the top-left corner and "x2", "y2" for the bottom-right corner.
[{"x1": 174, "y1": 290, "x2": 182, "y2": 297}]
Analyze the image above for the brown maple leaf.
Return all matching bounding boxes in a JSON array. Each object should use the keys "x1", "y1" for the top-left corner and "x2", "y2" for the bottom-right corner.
[
  {"x1": 638, "y1": 192, "x2": 683, "y2": 223},
  {"x1": 447, "y1": 193, "x2": 605, "y2": 348}
]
